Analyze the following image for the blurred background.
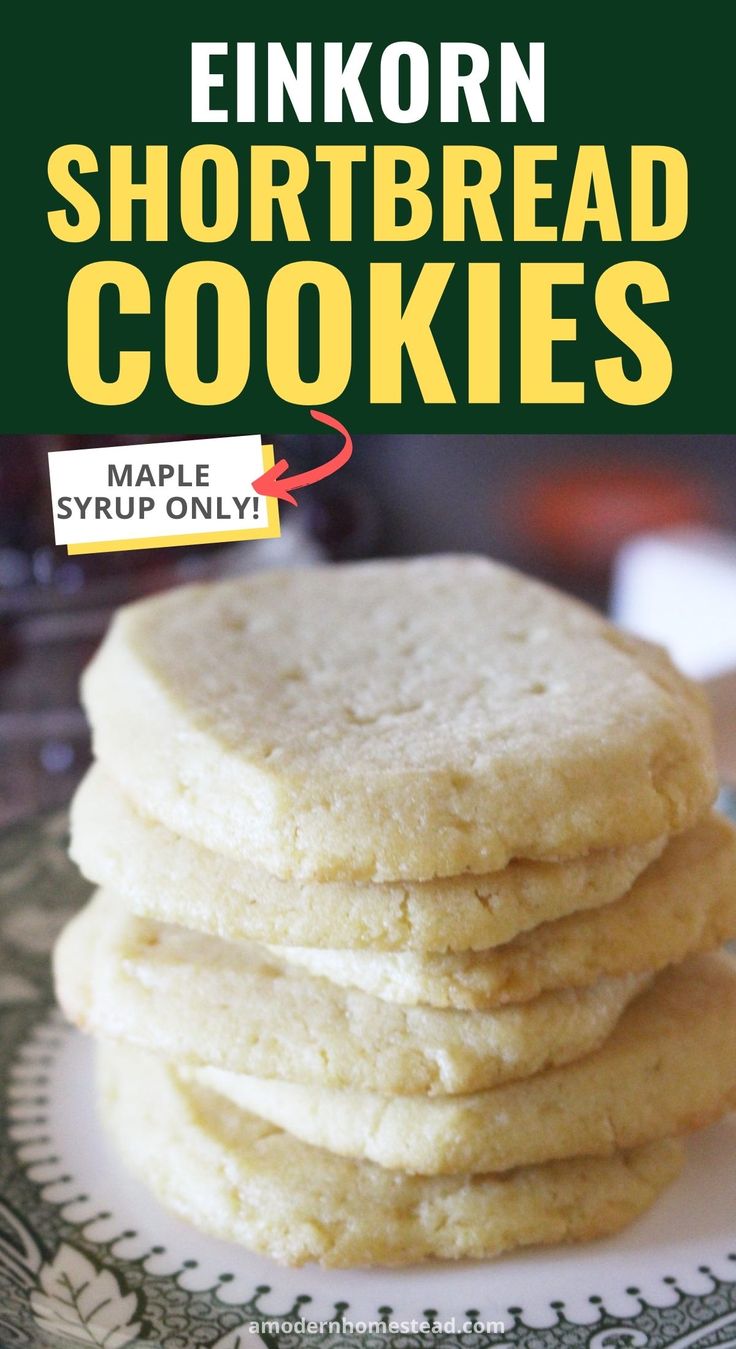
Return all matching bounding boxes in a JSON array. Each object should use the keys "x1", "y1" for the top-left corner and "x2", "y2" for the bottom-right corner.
[{"x1": 2, "y1": 432, "x2": 735, "y2": 826}]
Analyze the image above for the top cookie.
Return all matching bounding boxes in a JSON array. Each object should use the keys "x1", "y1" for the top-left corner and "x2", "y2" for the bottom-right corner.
[{"x1": 82, "y1": 556, "x2": 716, "y2": 881}]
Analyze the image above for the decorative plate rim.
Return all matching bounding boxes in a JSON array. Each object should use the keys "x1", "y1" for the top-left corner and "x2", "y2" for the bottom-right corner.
[{"x1": 1, "y1": 808, "x2": 735, "y2": 1349}]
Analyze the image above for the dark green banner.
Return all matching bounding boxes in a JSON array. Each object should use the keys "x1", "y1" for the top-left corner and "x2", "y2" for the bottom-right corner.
[{"x1": 2, "y1": 3, "x2": 733, "y2": 431}]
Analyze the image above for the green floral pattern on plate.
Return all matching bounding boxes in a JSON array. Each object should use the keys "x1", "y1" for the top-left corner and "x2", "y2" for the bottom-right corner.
[{"x1": 1, "y1": 811, "x2": 735, "y2": 1348}]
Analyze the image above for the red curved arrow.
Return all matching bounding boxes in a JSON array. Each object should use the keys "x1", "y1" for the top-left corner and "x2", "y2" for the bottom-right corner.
[{"x1": 252, "y1": 410, "x2": 353, "y2": 506}]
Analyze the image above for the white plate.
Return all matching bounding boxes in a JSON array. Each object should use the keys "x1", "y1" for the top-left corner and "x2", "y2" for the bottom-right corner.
[{"x1": 1, "y1": 811, "x2": 735, "y2": 1348}]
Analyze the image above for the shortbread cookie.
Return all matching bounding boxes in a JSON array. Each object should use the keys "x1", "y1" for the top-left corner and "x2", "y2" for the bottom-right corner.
[
  {"x1": 195, "y1": 954, "x2": 736, "y2": 1175},
  {"x1": 269, "y1": 815, "x2": 736, "y2": 1006},
  {"x1": 71, "y1": 768, "x2": 667, "y2": 954},
  {"x1": 53, "y1": 891, "x2": 646, "y2": 1095},
  {"x1": 81, "y1": 557, "x2": 716, "y2": 880},
  {"x1": 99, "y1": 1041, "x2": 684, "y2": 1268}
]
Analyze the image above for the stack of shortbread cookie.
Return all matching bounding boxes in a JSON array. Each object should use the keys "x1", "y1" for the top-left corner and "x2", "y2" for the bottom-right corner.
[{"x1": 54, "y1": 557, "x2": 736, "y2": 1267}]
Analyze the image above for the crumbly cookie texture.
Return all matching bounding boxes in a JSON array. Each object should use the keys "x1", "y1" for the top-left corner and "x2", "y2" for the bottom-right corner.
[
  {"x1": 81, "y1": 557, "x2": 716, "y2": 881},
  {"x1": 70, "y1": 767, "x2": 667, "y2": 954},
  {"x1": 98, "y1": 1041, "x2": 684, "y2": 1268},
  {"x1": 267, "y1": 814, "x2": 736, "y2": 1006},
  {"x1": 53, "y1": 890, "x2": 646, "y2": 1096},
  {"x1": 195, "y1": 953, "x2": 736, "y2": 1175}
]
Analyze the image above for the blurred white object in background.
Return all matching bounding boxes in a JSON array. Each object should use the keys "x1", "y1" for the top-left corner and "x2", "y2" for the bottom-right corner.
[
  {"x1": 201, "y1": 517, "x2": 324, "y2": 579},
  {"x1": 612, "y1": 527, "x2": 736, "y2": 680}
]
